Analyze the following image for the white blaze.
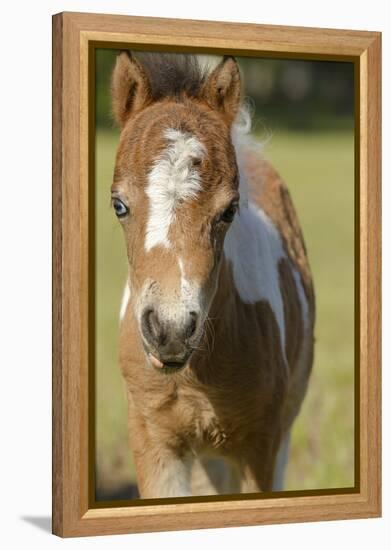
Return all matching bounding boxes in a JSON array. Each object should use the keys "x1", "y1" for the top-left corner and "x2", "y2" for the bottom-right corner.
[
  {"x1": 178, "y1": 257, "x2": 195, "y2": 302},
  {"x1": 145, "y1": 129, "x2": 205, "y2": 252},
  {"x1": 177, "y1": 257, "x2": 202, "y2": 320}
]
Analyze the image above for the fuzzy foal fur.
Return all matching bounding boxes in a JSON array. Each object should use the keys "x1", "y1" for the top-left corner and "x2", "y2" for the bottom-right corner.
[{"x1": 111, "y1": 52, "x2": 315, "y2": 498}]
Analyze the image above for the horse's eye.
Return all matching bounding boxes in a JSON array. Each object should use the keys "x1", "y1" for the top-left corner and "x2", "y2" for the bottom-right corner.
[
  {"x1": 112, "y1": 198, "x2": 128, "y2": 218},
  {"x1": 220, "y1": 203, "x2": 238, "y2": 223},
  {"x1": 192, "y1": 157, "x2": 202, "y2": 167}
]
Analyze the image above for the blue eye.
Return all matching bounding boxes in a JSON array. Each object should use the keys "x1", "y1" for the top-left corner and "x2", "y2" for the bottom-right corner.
[{"x1": 112, "y1": 197, "x2": 128, "y2": 218}]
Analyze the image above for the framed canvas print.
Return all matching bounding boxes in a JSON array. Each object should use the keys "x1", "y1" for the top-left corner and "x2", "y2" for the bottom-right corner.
[{"x1": 52, "y1": 11, "x2": 381, "y2": 537}]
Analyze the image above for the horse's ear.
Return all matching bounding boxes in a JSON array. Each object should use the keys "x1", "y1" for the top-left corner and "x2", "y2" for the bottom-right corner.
[
  {"x1": 201, "y1": 56, "x2": 242, "y2": 125},
  {"x1": 111, "y1": 52, "x2": 152, "y2": 127}
]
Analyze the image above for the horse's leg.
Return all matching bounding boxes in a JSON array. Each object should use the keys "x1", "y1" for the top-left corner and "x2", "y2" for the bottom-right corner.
[
  {"x1": 191, "y1": 457, "x2": 241, "y2": 495},
  {"x1": 127, "y1": 400, "x2": 192, "y2": 498},
  {"x1": 238, "y1": 436, "x2": 281, "y2": 493},
  {"x1": 272, "y1": 431, "x2": 291, "y2": 491}
]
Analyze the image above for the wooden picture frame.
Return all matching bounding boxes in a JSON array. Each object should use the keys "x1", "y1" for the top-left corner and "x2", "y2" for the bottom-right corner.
[{"x1": 52, "y1": 11, "x2": 381, "y2": 537}]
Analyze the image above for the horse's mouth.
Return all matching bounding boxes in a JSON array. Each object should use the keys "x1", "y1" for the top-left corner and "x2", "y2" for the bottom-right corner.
[{"x1": 148, "y1": 352, "x2": 192, "y2": 373}]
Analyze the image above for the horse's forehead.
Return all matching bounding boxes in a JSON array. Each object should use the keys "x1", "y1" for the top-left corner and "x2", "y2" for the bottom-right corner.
[
  {"x1": 114, "y1": 102, "x2": 237, "y2": 253},
  {"x1": 126, "y1": 101, "x2": 223, "y2": 153},
  {"x1": 144, "y1": 126, "x2": 207, "y2": 252},
  {"x1": 116, "y1": 100, "x2": 234, "y2": 185}
]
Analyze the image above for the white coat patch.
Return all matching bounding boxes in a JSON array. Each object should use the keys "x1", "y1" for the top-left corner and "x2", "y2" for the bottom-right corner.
[
  {"x1": 172, "y1": 257, "x2": 202, "y2": 324},
  {"x1": 224, "y1": 202, "x2": 287, "y2": 353},
  {"x1": 178, "y1": 257, "x2": 197, "y2": 304},
  {"x1": 119, "y1": 282, "x2": 130, "y2": 322},
  {"x1": 152, "y1": 456, "x2": 193, "y2": 498},
  {"x1": 225, "y1": 113, "x2": 287, "y2": 356},
  {"x1": 144, "y1": 129, "x2": 205, "y2": 252}
]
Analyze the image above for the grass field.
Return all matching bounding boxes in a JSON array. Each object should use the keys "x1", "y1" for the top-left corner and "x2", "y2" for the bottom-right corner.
[{"x1": 95, "y1": 127, "x2": 355, "y2": 497}]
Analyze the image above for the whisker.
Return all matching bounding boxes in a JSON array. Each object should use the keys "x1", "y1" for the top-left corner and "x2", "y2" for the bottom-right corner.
[
  {"x1": 202, "y1": 324, "x2": 211, "y2": 355},
  {"x1": 190, "y1": 344, "x2": 207, "y2": 352},
  {"x1": 205, "y1": 316, "x2": 216, "y2": 355},
  {"x1": 199, "y1": 320, "x2": 211, "y2": 355}
]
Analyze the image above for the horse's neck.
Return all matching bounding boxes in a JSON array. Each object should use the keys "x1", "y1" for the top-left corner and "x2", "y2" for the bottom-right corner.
[
  {"x1": 205, "y1": 254, "x2": 239, "y2": 342},
  {"x1": 208, "y1": 196, "x2": 287, "y2": 353},
  {"x1": 208, "y1": 131, "x2": 253, "y2": 320}
]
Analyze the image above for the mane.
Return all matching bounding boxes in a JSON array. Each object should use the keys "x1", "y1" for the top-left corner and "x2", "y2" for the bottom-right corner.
[
  {"x1": 132, "y1": 52, "x2": 208, "y2": 100},
  {"x1": 231, "y1": 102, "x2": 259, "y2": 209}
]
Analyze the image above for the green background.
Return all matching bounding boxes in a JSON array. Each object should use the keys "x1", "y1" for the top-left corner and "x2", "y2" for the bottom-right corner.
[{"x1": 94, "y1": 50, "x2": 355, "y2": 499}]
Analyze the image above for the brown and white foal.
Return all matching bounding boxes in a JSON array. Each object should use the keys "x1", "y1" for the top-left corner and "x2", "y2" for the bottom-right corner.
[{"x1": 110, "y1": 53, "x2": 315, "y2": 498}]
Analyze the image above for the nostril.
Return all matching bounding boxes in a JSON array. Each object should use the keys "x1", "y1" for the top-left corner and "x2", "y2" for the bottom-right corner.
[
  {"x1": 185, "y1": 311, "x2": 198, "y2": 339},
  {"x1": 147, "y1": 309, "x2": 159, "y2": 338},
  {"x1": 142, "y1": 308, "x2": 167, "y2": 346}
]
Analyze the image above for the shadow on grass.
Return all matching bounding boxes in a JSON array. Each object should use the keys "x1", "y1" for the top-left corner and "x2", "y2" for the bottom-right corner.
[{"x1": 96, "y1": 483, "x2": 139, "y2": 502}]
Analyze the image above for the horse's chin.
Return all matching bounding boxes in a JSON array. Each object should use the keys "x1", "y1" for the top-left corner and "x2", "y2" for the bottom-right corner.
[
  {"x1": 147, "y1": 351, "x2": 193, "y2": 374},
  {"x1": 160, "y1": 362, "x2": 189, "y2": 374}
]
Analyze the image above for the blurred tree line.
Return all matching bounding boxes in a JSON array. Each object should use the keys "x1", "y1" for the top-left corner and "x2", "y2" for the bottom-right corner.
[{"x1": 96, "y1": 49, "x2": 354, "y2": 132}]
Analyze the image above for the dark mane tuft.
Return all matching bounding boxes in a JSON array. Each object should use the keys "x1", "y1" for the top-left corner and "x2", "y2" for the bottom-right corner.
[{"x1": 131, "y1": 52, "x2": 208, "y2": 100}]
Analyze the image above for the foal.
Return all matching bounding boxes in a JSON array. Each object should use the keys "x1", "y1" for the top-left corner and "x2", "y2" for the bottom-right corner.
[{"x1": 110, "y1": 52, "x2": 315, "y2": 497}]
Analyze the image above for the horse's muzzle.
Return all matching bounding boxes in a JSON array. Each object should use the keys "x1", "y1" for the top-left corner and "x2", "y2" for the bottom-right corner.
[{"x1": 141, "y1": 307, "x2": 198, "y2": 371}]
